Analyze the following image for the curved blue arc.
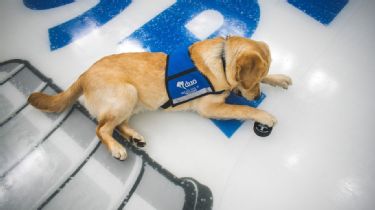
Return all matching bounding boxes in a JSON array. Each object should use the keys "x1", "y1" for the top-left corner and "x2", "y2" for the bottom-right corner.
[
  {"x1": 288, "y1": 0, "x2": 349, "y2": 25},
  {"x1": 122, "y1": 0, "x2": 260, "y2": 53},
  {"x1": 23, "y1": 0, "x2": 74, "y2": 10},
  {"x1": 48, "y1": 0, "x2": 131, "y2": 50}
]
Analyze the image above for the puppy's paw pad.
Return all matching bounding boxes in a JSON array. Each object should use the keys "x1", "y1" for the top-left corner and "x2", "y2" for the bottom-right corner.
[
  {"x1": 129, "y1": 134, "x2": 146, "y2": 148},
  {"x1": 130, "y1": 137, "x2": 146, "y2": 147},
  {"x1": 135, "y1": 140, "x2": 146, "y2": 147}
]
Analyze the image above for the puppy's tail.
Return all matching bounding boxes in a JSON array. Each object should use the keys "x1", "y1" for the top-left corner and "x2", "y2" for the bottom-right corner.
[{"x1": 28, "y1": 78, "x2": 83, "y2": 113}]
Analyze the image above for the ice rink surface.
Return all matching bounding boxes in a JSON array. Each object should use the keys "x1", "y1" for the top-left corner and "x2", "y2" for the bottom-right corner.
[{"x1": 1, "y1": 0, "x2": 375, "y2": 209}]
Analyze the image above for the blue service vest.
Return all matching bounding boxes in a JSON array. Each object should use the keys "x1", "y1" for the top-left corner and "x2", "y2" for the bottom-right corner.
[{"x1": 162, "y1": 45, "x2": 224, "y2": 108}]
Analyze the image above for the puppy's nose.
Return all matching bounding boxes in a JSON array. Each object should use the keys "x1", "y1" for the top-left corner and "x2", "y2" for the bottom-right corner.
[
  {"x1": 233, "y1": 89, "x2": 242, "y2": 97},
  {"x1": 237, "y1": 91, "x2": 243, "y2": 97},
  {"x1": 254, "y1": 92, "x2": 261, "y2": 100}
]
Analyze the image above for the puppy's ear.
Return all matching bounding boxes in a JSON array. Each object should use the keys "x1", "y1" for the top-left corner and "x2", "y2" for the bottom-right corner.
[{"x1": 236, "y1": 52, "x2": 267, "y2": 89}]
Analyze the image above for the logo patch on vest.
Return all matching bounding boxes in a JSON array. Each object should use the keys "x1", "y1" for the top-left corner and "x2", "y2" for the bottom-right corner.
[
  {"x1": 167, "y1": 70, "x2": 213, "y2": 105},
  {"x1": 177, "y1": 79, "x2": 197, "y2": 90}
]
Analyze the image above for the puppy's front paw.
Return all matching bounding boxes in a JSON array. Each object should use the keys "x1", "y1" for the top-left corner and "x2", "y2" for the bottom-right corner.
[
  {"x1": 253, "y1": 110, "x2": 277, "y2": 127},
  {"x1": 276, "y1": 74, "x2": 292, "y2": 89},
  {"x1": 109, "y1": 141, "x2": 127, "y2": 160},
  {"x1": 268, "y1": 74, "x2": 293, "y2": 89}
]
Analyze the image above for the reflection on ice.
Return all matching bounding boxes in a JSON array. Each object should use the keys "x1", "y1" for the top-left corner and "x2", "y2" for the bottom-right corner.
[
  {"x1": 285, "y1": 152, "x2": 302, "y2": 169},
  {"x1": 308, "y1": 70, "x2": 338, "y2": 97},
  {"x1": 71, "y1": 23, "x2": 101, "y2": 48},
  {"x1": 117, "y1": 39, "x2": 147, "y2": 53},
  {"x1": 185, "y1": 10, "x2": 224, "y2": 40},
  {"x1": 269, "y1": 47, "x2": 296, "y2": 74},
  {"x1": 337, "y1": 177, "x2": 361, "y2": 199}
]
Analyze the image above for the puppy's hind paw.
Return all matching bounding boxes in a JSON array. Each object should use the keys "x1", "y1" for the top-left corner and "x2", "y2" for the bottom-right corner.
[
  {"x1": 109, "y1": 141, "x2": 127, "y2": 160},
  {"x1": 130, "y1": 137, "x2": 146, "y2": 148},
  {"x1": 126, "y1": 131, "x2": 146, "y2": 148}
]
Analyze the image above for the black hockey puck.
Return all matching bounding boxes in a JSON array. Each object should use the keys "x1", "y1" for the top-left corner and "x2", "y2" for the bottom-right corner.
[{"x1": 253, "y1": 122, "x2": 273, "y2": 137}]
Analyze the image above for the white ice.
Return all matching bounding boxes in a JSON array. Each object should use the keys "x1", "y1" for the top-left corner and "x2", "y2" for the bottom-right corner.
[{"x1": 1, "y1": 0, "x2": 375, "y2": 209}]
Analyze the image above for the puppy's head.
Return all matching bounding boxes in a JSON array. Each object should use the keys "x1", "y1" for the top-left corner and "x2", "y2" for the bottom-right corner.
[{"x1": 226, "y1": 37, "x2": 271, "y2": 100}]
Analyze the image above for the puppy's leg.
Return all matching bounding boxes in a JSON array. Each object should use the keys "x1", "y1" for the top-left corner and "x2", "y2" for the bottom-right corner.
[
  {"x1": 262, "y1": 74, "x2": 292, "y2": 89},
  {"x1": 198, "y1": 102, "x2": 277, "y2": 127},
  {"x1": 117, "y1": 122, "x2": 146, "y2": 147},
  {"x1": 96, "y1": 117, "x2": 128, "y2": 160},
  {"x1": 87, "y1": 83, "x2": 138, "y2": 160}
]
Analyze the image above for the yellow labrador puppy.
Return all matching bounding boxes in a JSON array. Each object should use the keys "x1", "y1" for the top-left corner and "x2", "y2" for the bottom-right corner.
[{"x1": 28, "y1": 36, "x2": 292, "y2": 160}]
